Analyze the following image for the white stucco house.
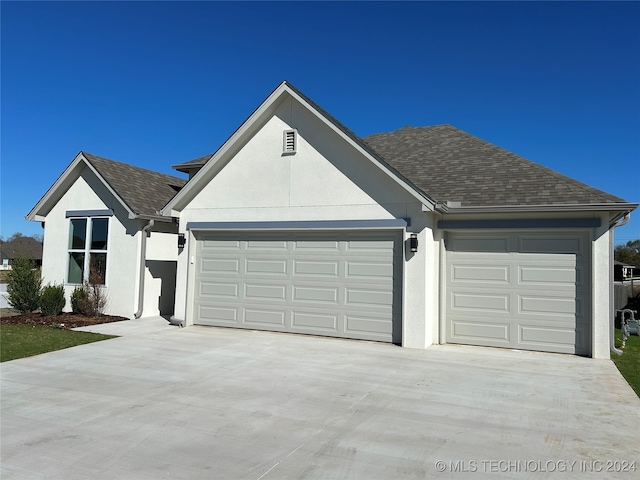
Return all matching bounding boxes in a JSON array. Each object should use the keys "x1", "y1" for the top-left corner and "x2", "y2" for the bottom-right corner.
[{"x1": 27, "y1": 81, "x2": 638, "y2": 358}]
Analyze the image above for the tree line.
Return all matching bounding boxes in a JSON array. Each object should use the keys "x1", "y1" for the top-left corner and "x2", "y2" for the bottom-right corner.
[
  {"x1": 615, "y1": 239, "x2": 640, "y2": 268},
  {"x1": 0, "y1": 232, "x2": 43, "y2": 243}
]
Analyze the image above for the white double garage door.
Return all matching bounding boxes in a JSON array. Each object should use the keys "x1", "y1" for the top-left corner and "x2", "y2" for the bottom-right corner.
[
  {"x1": 192, "y1": 229, "x2": 590, "y2": 355},
  {"x1": 193, "y1": 231, "x2": 403, "y2": 343}
]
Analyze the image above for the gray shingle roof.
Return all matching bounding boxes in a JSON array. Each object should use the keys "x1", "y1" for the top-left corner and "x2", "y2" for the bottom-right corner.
[
  {"x1": 172, "y1": 153, "x2": 214, "y2": 172},
  {"x1": 83, "y1": 153, "x2": 187, "y2": 217},
  {"x1": 0, "y1": 237, "x2": 43, "y2": 261},
  {"x1": 363, "y1": 125, "x2": 626, "y2": 207}
]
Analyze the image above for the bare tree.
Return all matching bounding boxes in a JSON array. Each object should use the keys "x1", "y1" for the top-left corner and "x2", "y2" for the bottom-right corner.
[{"x1": 82, "y1": 265, "x2": 109, "y2": 317}]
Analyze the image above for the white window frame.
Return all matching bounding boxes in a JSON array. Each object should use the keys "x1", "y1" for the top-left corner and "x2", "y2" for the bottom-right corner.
[{"x1": 66, "y1": 216, "x2": 110, "y2": 285}]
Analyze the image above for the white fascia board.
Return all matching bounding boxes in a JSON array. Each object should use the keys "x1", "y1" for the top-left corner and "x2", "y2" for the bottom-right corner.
[
  {"x1": 443, "y1": 203, "x2": 639, "y2": 214},
  {"x1": 25, "y1": 153, "x2": 96, "y2": 221},
  {"x1": 161, "y1": 82, "x2": 436, "y2": 215},
  {"x1": 26, "y1": 152, "x2": 84, "y2": 221}
]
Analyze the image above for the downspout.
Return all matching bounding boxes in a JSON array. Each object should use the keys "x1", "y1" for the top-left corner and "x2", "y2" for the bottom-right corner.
[
  {"x1": 134, "y1": 219, "x2": 154, "y2": 319},
  {"x1": 610, "y1": 213, "x2": 630, "y2": 356}
]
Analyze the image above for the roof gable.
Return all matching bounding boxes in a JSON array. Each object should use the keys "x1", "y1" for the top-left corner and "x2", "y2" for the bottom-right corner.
[
  {"x1": 27, "y1": 152, "x2": 187, "y2": 222},
  {"x1": 161, "y1": 81, "x2": 436, "y2": 215},
  {"x1": 364, "y1": 125, "x2": 629, "y2": 208}
]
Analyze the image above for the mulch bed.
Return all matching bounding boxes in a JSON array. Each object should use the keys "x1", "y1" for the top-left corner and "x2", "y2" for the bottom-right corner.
[{"x1": 0, "y1": 311, "x2": 129, "y2": 329}]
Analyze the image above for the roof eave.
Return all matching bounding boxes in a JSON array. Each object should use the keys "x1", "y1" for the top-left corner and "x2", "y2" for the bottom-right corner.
[
  {"x1": 129, "y1": 212, "x2": 177, "y2": 223},
  {"x1": 171, "y1": 159, "x2": 210, "y2": 173},
  {"x1": 26, "y1": 152, "x2": 85, "y2": 222},
  {"x1": 442, "y1": 203, "x2": 639, "y2": 214}
]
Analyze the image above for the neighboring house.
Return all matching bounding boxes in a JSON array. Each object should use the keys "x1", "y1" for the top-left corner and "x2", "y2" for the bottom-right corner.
[
  {"x1": 27, "y1": 81, "x2": 638, "y2": 358},
  {"x1": 614, "y1": 261, "x2": 637, "y2": 282},
  {"x1": 0, "y1": 237, "x2": 43, "y2": 270}
]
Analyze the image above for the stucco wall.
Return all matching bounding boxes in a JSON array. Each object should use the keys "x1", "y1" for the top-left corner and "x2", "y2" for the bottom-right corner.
[
  {"x1": 592, "y1": 212, "x2": 612, "y2": 359},
  {"x1": 174, "y1": 98, "x2": 435, "y2": 347},
  {"x1": 143, "y1": 231, "x2": 179, "y2": 317},
  {"x1": 41, "y1": 167, "x2": 140, "y2": 319}
]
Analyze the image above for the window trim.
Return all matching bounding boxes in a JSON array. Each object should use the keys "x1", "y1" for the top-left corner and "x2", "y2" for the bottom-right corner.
[
  {"x1": 66, "y1": 209, "x2": 113, "y2": 218},
  {"x1": 66, "y1": 216, "x2": 110, "y2": 286}
]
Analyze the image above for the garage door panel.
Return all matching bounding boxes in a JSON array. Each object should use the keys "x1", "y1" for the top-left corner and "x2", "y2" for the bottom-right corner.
[
  {"x1": 292, "y1": 285, "x2": 339, "y2": 304},
  {"x1": 200, "y1": 281, "x2": 239, "y2": 299},
  {"x1": 245, "y1": 259, "x2": 287, "y2": 275},
  {"x1": 446, "y1": 232, "x2": 591, "y2": 355},
  {"x1": 246, "y1": 240, "x2": 288, "y2": 250},
  {"x1": 346, "y1": 288, "x2": 393, "y2": 308},
  {"x1": 194, "y1": 231, "x2": 401, "y2": 343},
  {"x1": 451, "y1": 264, "x2": 510, "y2": 284},
  {"x1": 447, "y1": 236, "x2": 510, "y2": 253},
  {"x1": 346, "y1": 238, "x2": 395, "y2": 252},
  {"x1": 518, "y1": 294, "x2": 578, "y2": 316},
  {"x1": 346, "y1": 260, "x2": 394, "y2": 281},
  {"x1": 519, "y1": 236, "x2": 584, "y2": 254},
  {"x1": 244, "y1": 283, "x2": 287, "y2": 301},
  {"x1": 519, "y1": 325, "x2": 581, "y2": 352},
  {"x1": 292, "y1": 312, "x2": 338, "y2": 331},
  {"x1": 199, "y1": 305, "x2": 238, "y2": 324},
  {"x1": 451, "y1": 319, "x2": 510, "y2": 342},
  {"x1": 345, "y1": 315, "x2": 393, "y2": 337},
  {"x1": 451, "y1": 291, "x2": 510, "y2": 313},
  {"x1": 518, "y1": 265, "x2": 576, "y2": 285},
  {"x1": 243, "y1": 308, "x2": 286, "y2": 327},
  {"x1": 293, "y1": 260, "x2": 339, "y2": 277},
  {"x1": 293, "y1": 240, "x2": 340, "y2": 252},
  {"x1": 201, "y1": 258, "x2": 240, "y2": 274},
  {"x1": 200, "y1": 239, "x2": 241, "y2": 250}
]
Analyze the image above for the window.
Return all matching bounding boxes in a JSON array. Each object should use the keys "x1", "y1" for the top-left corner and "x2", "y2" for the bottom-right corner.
[
  {"x1": 68, "y1": 217, "x2": 109, "y2": 284},
  {"x1": 283, "y1": 129, "x2": 297, "y2": 155}
]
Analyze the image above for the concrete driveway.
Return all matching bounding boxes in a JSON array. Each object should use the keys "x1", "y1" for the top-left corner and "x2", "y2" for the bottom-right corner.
[{"x1": 2, "y1": 319, "x2": 639, "y2": 479}]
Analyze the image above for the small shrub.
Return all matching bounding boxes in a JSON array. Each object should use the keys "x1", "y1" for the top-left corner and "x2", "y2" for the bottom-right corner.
[
  {"x1": 39, "y1": 283, "x2": 66, "y2": 316},
  {"x1": 71, "y1": 286, "x2": 89, "y2": 315},
  {"x1": 84, "y1": 267, "x2": 108, "y2": 317},
  {"x1": 6, "y1": 256, "x2": 42, "y2": 313},
  {"x1": 69, "y1": 267, "x2": 108, "y2": 317}
]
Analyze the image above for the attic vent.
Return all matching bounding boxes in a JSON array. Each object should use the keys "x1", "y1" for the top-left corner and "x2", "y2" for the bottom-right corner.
[{"x1": 283, "y1": 129, "x2": 297, "y2": 155}]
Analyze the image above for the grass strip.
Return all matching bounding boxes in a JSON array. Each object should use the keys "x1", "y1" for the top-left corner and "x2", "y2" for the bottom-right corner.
[
  {"x1": 612, "y1": 328, "x2": 640, "y2": 397},
  {"x1": 1, "y1": 324, "x2": 116, "y2": 362}
]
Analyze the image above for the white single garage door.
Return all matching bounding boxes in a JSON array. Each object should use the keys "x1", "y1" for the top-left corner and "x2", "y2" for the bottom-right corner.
[
  {"x1": 193, "y1": 231, "x2": 402, "y2": 343},
  {"x1": 445, "y1": 232, "x2": 591, "y2": 355}
]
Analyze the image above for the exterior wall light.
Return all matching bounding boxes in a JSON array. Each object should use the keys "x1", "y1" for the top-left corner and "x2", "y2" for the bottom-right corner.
[
  {"x1": 178, "y1": 233, "x2": 186, "y2": 249},
  {"x1": 409, "y1": 233, "x2": 418, "y2": 253}
]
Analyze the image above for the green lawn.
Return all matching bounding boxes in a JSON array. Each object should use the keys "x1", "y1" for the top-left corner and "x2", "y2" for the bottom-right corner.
[
  {"x1": 611, "y1": 328, "x2": 640, "y2": 397},
  {"x1": 0, "y1": 324, "x2": 116, "y2": 362}
]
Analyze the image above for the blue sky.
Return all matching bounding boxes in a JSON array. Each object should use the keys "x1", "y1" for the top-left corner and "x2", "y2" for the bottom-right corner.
[{"x1": 1, "y1": 1, "x2": 639, "y2": 244}]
